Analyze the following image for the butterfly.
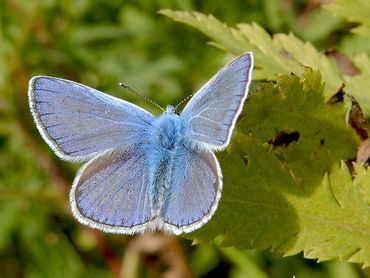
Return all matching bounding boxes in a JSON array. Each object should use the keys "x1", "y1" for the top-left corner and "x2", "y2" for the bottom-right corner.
[{"x1": 28, "y1": 52, "x2": 254, "y2": 235}]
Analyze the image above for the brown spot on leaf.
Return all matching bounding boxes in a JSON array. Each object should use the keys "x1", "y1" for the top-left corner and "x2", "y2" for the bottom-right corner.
[
  {"x1": 349, "y1": 96, "x2": 368, "y2": 140},
  {"x1": 357, "y1": 138, "x2": 370, "y2": 166},
  {"x1": 328, "y1": 84, "x2": 344, "y2": 104},
  {"x1": 268, "y1": 131, "x2": 300, "y2": 147},
  {"x1": 325, "y1": 49, "x2": 360, "y2": 76}
]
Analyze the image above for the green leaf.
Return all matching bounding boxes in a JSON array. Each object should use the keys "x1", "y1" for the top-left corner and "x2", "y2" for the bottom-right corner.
[
  {"x1": 159, "y1": 9, "x2": 253, "y2": 56},
  {"x1": 353, "y1": 25, "x2": 370, "y2": 38},
  {"x1": 325, "y1": 259, "x2": 361, "y2": 278},
  {"x1": 187, "y1": 69, "x2": 370, "y2": 267},
  {"x1": 325, "y1": 0, "x2": 370, "y2": 38},
  {"x1": 353, "y1": 163, "x2": 370, "y2": 205},
  {"x1": 188, "y1": 243, "x2": 219, "y2": 276},
  {"x1": 297, "y1": 9, "x2": 342, "y2": 43},
  {"x1": 159, "y1": 9, "x2": 343, "y2": 99},
  {"x1": 339, "y1": 34, "x2": 370, "y2": 57},
  {"x1": 344, "y1": 53, "x2": 370, "y2": 119},
  {"x1": 220, "y1": 248, "x2": 268, "y2": 278}
]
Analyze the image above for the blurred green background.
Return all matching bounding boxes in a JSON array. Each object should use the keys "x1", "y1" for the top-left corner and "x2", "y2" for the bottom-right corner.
[{"x1": 1, "y1": 0, "x2": 370, "y2": 277}]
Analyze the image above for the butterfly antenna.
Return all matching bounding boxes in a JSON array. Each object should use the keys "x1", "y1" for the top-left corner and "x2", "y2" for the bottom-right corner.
[
  {"x1": 175, "y1": 93, "x2": 194, "y2": 111},
  {"x1": 119, "y1": 82, "x2": 164, "y2": 112}
]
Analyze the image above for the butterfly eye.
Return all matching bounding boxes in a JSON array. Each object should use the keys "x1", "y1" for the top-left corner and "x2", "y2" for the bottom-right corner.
[{"x1": 165, "y1": 105, "x2": 178, "y2": 115}]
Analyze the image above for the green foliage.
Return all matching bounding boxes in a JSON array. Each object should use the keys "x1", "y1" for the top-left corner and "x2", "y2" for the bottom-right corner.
[
  {"x1": 162, "y1": 9, "x2": 370, "y2": 267},
  {"x1": 1, "y1": 1, "x2": 224, "y2": 276},
  {"x1": 159, "y1": 9, "x2": 370, "y2": 122},
  {"x1": 1, "y1": 0, "x2": 370, "y2": 276},
  {"x1": 188, "y1": 69, "x2": 370, "y2": 266},
  {"x1": 353, "y1": 163, "x2": 370, "y2": 205},
  {"x1": 325, "y1": 0, "x2": 370, "y2": 38},
  {"x1": 0, "y1": 129, "x2": 84, "y2": 277},
  {"x1": 344, "y1": 54, "x2": 370, "y2": 118},
  {"x1": 159, "y1": 9, "x2": 343, "y2": 100}
]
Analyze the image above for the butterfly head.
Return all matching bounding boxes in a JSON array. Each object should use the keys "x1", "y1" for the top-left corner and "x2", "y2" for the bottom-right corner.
[{"x1": 165, "y1": 105, "x2": 179, "y2": 115}]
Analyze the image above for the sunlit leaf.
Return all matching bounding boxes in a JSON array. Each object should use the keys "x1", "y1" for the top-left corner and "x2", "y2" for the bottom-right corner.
[
  {"x1": 188, "y1": 69, "x2": 369, "y2": 267},
  {"x1": 325, "y1": 0, "x2": 370, "y2": 38},
  {"x1": 344, "y1": 53, "x2": 370, "y2": 119},
  {"x1": 159, "y1": 9, "x2": 343, "y2": 99}
]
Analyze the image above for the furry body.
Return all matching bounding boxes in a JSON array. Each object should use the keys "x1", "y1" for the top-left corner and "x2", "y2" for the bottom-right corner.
[{"x1": 148, "y1": 108, "x2": 190, "y2": 217}]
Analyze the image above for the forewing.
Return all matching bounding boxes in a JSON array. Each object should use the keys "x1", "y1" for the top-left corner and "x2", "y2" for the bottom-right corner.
[
  {"x1": 28, "y1": 76, "x2": 154, "y2": 161},
  {"x1": 162, "y1": 148, "x2": 222, "y2": 234},
  {"x1": 70, "y1": 146, "x2": 153, "y2": 234},
  {"x1": 181, "y1": 53, "x2": 253, "y2": 150}
]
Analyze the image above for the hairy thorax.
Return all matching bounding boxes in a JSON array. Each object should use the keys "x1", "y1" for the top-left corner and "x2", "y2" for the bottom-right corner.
[
  {"x1": 151, "y1": 108, "x2": 188, "y2": 152},
  {"x1": 147, "y1": 106, "x2": 190, "y2": 216}
]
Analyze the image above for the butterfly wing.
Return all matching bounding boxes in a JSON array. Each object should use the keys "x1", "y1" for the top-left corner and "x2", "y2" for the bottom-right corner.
[
  {"x1": 181, "y1": 53, "x2": 253, "y2": 150},
  {"x1": 70, "y1": 145, "x2": 154, "y2": 234},
  {"x1": 161, "y1": 148, "x2": 222, "y2": 234},
  {"x1": 28, "y1": 76, "x2": 154, "y2": 161}
]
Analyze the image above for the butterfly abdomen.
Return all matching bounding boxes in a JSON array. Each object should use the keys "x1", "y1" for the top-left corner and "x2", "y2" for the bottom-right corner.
[{"x1": 147, "y1": 112, "x2": 190, "y2": 219}]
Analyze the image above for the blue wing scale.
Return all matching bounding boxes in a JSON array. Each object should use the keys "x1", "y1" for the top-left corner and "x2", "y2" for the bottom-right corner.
[
  {"x1": 162, "y1": 148, "x2": 222, "y2": 233},
  {"x1": 28, "y1": 76, "x2": 154, "y2": 161},
  {"x1": 70, "y1": 146, "x2": 153, "y2": 233},
  {"x1": 28, "y1": 53, "x2": 254, "y2": 235},
  {"x1": 181, "y1": 53, "x2": 253, "y2": 150}
]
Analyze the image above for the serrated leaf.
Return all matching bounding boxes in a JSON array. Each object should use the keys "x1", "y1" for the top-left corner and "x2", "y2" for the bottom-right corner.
[
  {"x1": 273, "y1": 33, "x2": 343, "y2": 99},
  {"x1": 352, "y1": 25, "x2": 370, "y2": 38},
  {"x1": 292, "y1": 162, "x2": 370, "y2": 266},
  {"x1": 159, "y1": 10, "x2": 253, "y2": 55},
  {"x1": 159, "y1": 9, "x2": 343, "y2": 99},
  {"x1": 353, "y1": 163, "x2": 370, "y2": 204},
  {"x1": 325, "y1": 0, "x2": 370, "y2": 38},
  {"x1": 187, "y1": 69, "x2": 370, "y2": 267},
  {"x1": 344, "y1": 53, "x2": 370, "y2": 119},
  {"x1": 236, "y1": 23, "x2": 302, "y2": 79}
]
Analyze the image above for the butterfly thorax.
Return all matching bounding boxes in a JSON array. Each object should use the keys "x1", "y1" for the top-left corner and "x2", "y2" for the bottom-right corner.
[
  {"x1": 151, "y1": 108, "x2": 188, "y2": 151},
  {"x1": 147, "y1": 108, "x2": 189, "y2": 217}
]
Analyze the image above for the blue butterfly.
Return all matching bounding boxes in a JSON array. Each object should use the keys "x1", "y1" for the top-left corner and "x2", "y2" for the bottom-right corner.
[{"x1": 28, "y1": 53, "x2": 254, "y2": 235}]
